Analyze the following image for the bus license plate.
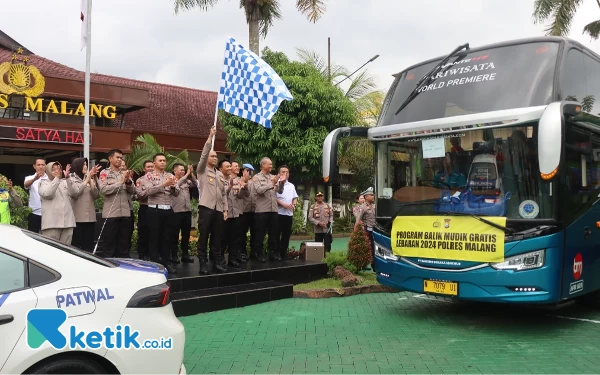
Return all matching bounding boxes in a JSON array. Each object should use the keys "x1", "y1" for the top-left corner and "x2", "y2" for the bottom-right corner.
[{"x1": 423, "y1": 280, "x2": 458, "y2": 296}]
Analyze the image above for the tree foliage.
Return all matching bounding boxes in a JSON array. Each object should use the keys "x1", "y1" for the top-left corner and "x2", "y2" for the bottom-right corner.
[
  {"x1": 220, "y1": 48, "x2": 358, "y2": 182},
  {"x1": 532, "y1": 0, "x2": 600, "y2": 39},
  {"x1": 127, "y1": 134, "x2": 189, "y2": 174},
  {"x1": 173, "y1": 0, "x2": 327, "y2": 54}
]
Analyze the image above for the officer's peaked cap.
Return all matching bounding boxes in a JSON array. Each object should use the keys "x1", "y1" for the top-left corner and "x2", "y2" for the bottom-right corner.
[{"x1": 362, "y1": 187, "x2": 374, "y2": 196}]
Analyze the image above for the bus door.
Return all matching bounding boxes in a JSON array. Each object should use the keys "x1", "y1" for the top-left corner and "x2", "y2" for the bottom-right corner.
[{"x1": 561, "y1": 124, "x2": 600, "y2": 299}]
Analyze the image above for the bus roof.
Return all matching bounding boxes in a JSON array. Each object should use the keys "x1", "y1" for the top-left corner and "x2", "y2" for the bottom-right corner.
[{"x1": 392, "y1": 36, "x2": 599, "y2": 78}]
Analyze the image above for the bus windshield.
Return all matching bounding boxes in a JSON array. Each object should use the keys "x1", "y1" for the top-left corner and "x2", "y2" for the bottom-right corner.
[
  {"x1": 376, "y1": 124, "x2": 553, "y2": 221},
  {"x1": 381, "y1": 42, "x2": 559, "y2": 126}
]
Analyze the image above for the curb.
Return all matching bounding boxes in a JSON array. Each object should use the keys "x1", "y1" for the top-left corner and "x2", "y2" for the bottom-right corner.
[{"x1": 293, "y1": 284, "x2": 400, "y2": 299}]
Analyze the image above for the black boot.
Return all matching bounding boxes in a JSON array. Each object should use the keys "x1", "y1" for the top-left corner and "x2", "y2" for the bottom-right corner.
[
  {"x1": 166, "y1": 264, "x2": 177, "y2": 275},
  {"x1": 199, "y1": 259, "x2": 209, "y2": 275},
  {"x1": 172, "y1": 255, "x2": 180, "y2": 264},
  {"x1": 214, "y1": 257, "x2": 227, "y2": 273}
]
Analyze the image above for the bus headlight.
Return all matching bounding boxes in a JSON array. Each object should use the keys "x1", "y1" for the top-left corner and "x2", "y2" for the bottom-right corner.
[
  {"x1": 489, "y1": 250, "x2": 545, "y2": 271},
  {"x1": 374, "y1": 243, "x2": 398, "y2": 261}
]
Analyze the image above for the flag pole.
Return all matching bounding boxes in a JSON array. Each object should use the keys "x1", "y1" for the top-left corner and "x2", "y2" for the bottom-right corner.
[
  {"x1": 83, "y1": 0, "x2": 92, "y2": 160},
  {"x1": 210, "y1": 102, "x2": 218, "y2": 151}
]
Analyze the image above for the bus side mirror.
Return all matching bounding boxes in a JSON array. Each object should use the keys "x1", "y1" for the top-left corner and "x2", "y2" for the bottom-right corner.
[
  {"x1": 538, "y1": 102, "x2": 564, "y2": 181},
  {"x1": 322, "y1": 127, "x2": 369, "y2": 184}
]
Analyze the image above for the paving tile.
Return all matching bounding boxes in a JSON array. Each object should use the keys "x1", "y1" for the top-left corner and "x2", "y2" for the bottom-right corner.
[{"x1": 179, "y1": 293, "x2": 600, "y2": 374}]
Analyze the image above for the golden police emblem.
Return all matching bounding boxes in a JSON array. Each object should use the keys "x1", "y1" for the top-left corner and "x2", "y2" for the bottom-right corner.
[{"x1": 0, "y1": 48, "x2": 45, "y2": 97}]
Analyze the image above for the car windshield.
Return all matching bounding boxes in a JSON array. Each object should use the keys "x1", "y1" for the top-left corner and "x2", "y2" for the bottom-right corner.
[
  {"x1": 380, "y1": 42, "x2": 559, "y2": 126},
  {"x1": 23, "y1": 230, "x2": 117, "y2": 267},
  {"x1": 375, "y1": 124, "x2": 553, "y2": 221}
]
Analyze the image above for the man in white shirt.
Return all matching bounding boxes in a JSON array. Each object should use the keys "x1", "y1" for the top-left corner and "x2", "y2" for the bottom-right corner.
[
  {"x1": 23, "y1": 157, "x2": 48, "y2": 233},
  {"x1": 275, "y1": 165, "x2": 298, "y2": 261}
]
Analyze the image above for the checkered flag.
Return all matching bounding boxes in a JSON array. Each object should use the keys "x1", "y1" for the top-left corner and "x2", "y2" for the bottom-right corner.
[{"x1": 217, "y1": 37, "x2": 293, "y2": 129}]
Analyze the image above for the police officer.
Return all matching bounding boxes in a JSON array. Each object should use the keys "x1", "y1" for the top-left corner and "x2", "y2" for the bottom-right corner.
[
  {"x1": 238, "y1": 164, "x2": 254, "y2": 262},
  {"x1": 135, "y1": 160, "x2": 154, "y2": 261},
  {"x1": 196, "y1": 127, "x2": 228, "y2": 275},
  {"x1": 224, "y1": 161, "x2": 248, "y2": 267},
  {"x1": 252, "y1": 157, "x2": 281, "y2": 262},
  {"x1": 121, "y1": 159, "x2": 135, "y2": 257},
  {"x1": 355, "y1": 187, "x2": 376, "y2": 271},
  {"x1": 171, "y1": 163, "x2": 196, "y2": 264},
  {"x1": 309, "y1": 192, "x2": 334, "y2": 253},
  {"x1": 98, "y1": 149, "x2": 135, "y2": 258},
  {"x1": 139, "y1": 153, "x2": 179, "y2": 274}
]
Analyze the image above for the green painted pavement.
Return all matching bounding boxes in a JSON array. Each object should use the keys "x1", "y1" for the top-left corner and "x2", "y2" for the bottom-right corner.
[{"x1": 180, "y1": 292, "x2": 600, "y2": 374}]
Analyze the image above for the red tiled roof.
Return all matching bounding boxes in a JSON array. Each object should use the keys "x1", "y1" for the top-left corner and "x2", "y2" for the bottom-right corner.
[{"x1": 0, "y1": 47, "x2": 224, "y2": 139}]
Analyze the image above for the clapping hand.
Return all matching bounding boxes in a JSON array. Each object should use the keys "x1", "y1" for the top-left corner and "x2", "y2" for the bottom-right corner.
[
  {"x1": 63, "y1": 164, "x2": 71, "y2": 178},
  {"x1": 6, "y1": 179, "x2": 13, "y2": 191},
  {"x1": 163, "y1": 176, "x2": 176, "y2": 187}
]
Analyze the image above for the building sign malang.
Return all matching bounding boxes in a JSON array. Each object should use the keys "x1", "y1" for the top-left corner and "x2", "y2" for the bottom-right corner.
[{"x1": 0, "y1": 48, "x2": 116, "y2": 119}]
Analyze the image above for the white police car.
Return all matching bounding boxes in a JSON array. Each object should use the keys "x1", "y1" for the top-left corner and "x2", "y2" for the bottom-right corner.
[{"x1": 0, "y1": 225, "x2": 186, "y2": 374}]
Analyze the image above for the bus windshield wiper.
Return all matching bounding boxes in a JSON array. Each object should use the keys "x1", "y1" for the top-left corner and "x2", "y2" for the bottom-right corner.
[
  {"x1": 394, "y1": 43, "x2": 470, "y2": 115},
  {"x1": 448, "y1": 212, "x2": 515, "y2": 235}
]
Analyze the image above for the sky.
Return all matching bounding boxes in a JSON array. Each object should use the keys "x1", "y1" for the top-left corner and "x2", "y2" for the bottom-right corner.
[{"x1": 3, "y1": 0, "x2": 600, "y2": 95}]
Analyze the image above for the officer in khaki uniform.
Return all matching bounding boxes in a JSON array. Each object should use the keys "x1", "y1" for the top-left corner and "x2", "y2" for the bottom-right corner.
[
  {"x1": 98, "y1": 149, "x2": 135, "y2": 258},
  {"x1": 224, "y1": 161, "x2": 249, "y2": 266},
  {"x1": 138, "y1": 153, "x2": 179, "y2": 274},
  {"x1": 252, "y1": 157, "x2": 282, "y2": 262},
  {"x1": 135, "y1": 160, "x2": 154, "y2": 261},
  {"x1": 355, "y1": 187, "x2": 376, "y2": 271},
  {"x1": 238, "y1": 164, "x2": 254, "y2": 262},
  {"x1": 171, "y1": 164, "x2": 196, "y2": 264},
  {"x1": 196, "y1": 127, "x2": 228, "y2": 275},
  {"x1": 309, "y1": 192, "x2": 334, "y2": 253}
]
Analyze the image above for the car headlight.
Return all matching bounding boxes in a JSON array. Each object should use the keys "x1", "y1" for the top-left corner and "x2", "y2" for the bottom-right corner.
[
  {"x1": 490, "y1": 250, "x2": 545, "y2": 271},
  {"x1": 374, "y1": 243, "x2": 399, "y2": 261}
]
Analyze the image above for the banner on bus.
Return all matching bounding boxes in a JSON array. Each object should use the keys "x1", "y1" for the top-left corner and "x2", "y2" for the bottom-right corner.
[{"x1": 391, "y1": 216, "x2": 506, "y2": 263}]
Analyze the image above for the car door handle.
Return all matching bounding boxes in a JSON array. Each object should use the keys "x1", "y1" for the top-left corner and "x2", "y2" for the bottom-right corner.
[
  {"x1": 584, "y1": 226, "x2": 592, "y2": 239},
  {"x1": 0, "y1": 315, "x2": 14, "y2": 325}
]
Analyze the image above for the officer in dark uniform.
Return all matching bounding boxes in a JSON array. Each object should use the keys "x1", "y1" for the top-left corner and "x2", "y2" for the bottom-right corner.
[
  {"x1": 138, "y1": 153, "x2": 179, "y2": 274},
  {"x1": 135, "y1": 160, "x2": 154, "y2": 260}
]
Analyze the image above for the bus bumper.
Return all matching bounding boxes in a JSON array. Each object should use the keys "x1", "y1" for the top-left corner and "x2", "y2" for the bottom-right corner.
[{"x1": 374, "y1": 247, "x2": 563, "y2": 304}]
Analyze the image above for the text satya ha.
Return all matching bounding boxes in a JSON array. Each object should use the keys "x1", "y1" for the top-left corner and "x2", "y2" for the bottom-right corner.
[{"x1": 0, "y1": 94, "x2": 116, "y2": 119}]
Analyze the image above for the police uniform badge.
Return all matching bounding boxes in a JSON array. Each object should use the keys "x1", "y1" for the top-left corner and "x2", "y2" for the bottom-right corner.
[
  {"x1": 100, "y1": 171, "x2": 107, "y2": 182},
  {"x1": 136, "y1": 179, "x2": 141, "y2": 187}
]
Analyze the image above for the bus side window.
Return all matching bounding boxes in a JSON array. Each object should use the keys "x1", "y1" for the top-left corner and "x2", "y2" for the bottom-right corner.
[
  {"x1": 564, "y1": 125, "x2": 600, "y2": 223},
  {"x1": 582, "y1": 53, "x2": 600, "y2": 114},
  {"x1": 560, "y1": 49, "x2": 586, "y2": 105}
]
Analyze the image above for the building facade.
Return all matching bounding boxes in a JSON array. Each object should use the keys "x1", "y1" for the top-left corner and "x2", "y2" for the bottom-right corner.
[{"x1": 0, "y1": 30, "x2": 228, "y2": 184}]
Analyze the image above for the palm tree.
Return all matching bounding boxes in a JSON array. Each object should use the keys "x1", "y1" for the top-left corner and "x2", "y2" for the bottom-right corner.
[
  {"x1": 533, "y1": 0, "x2": 600, "y2": 39},
  {"x1": 127, "y1": 134, "x2": 190, "y2": 174},
  {"x1": 296, "y1": 47, "x2": 379, "y2": 100},
  {"x1": 173, "y1": 0, "x2": 327, "y2": 54}
]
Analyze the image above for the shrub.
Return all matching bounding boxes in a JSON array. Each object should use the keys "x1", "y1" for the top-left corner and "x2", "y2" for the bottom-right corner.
[
  {"x1": 347, "y1": 226, "x2": 373, "y2": 271},
  {"x1": 0, "y1": 173, "x2": 32, "y2": 229},
  {"x1": 291, "y1": 200, "x2": 307, "y2": 235},
  {"x1": 94, "y1": 196, "x2": 104, "y2": 212},
  {"x1": 130, "y1": 229, "x2": 138, "y2": 252},
  {"x1": 323, "y1": 251, "x2": 348, "y2": 275}
]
